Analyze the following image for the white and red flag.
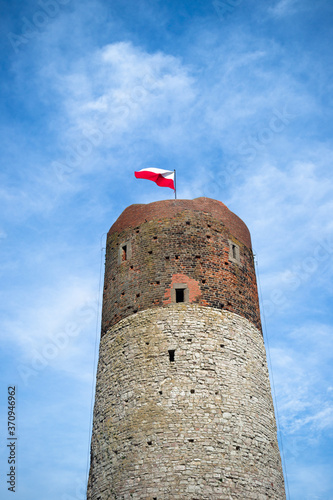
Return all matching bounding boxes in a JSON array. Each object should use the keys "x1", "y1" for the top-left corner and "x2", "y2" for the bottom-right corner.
[{"x1": 134, "y1": 168, "x2": 175, "y2": 191}]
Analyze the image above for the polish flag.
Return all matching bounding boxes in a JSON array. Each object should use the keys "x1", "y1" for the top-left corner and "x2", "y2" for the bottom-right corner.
[{"x1": 134, "y1": 168, "x2": 175, "y2": 190}]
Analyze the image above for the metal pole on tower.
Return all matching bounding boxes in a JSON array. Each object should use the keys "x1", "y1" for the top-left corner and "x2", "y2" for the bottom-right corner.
[{"x1": 174, "y1": 169, "x2": 177, "y2": 199}]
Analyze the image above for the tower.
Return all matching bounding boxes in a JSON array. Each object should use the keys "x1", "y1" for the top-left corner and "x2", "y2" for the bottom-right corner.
[{"x1": 87, "y1": 197, "x2": 286, "y2": 499}]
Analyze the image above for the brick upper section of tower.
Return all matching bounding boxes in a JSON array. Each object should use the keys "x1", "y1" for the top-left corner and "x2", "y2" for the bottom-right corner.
[{"x1": 101, "y1": 197, "x2": 261, "y2": 334}]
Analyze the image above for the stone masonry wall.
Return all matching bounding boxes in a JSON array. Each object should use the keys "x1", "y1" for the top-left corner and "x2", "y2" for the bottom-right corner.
[
  {"x1": 87, "y1": 305, "x2": 286, "y2": 499},
  {"x1": 101, "y1": 198, "x2": 261, "y2": 334}
]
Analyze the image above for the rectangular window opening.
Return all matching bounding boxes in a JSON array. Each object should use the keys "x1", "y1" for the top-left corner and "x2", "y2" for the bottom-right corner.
[
  {"x1": 175, "y1": 288, "x2": 185, "y2": 303},
  {"x1": 168, "y1": 349, "x2": 175, "y2": 362},
  {"x1": 228, "y1": 240, "x2": 240, "y2": 264},
  {"x1": 122, "y1": 245, "x2": 127, "y2": 261}
]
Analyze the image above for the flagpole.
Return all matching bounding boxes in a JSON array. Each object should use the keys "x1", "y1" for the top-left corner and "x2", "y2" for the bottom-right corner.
[{"x1": 174, "y1": 169, "x2": 176, "y2": 200}]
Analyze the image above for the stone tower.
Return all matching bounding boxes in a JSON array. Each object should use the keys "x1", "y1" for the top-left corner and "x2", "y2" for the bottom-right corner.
[{"x1": 87, "y1": 197, "x2": 286, "y2": 499}]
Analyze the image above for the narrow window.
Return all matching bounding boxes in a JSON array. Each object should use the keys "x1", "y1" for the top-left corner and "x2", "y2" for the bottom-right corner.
[
  {"x1": 175, "y1": 288, "x2": 185, "y2": 303},
  {"x1": 122, "y1": 245, "x2": 127, "y2": 261},
  {"x1": 168, "y1": 349, "x2": 175, "y2": 362},
  {"x1": 228, "y1": 240, "x2": 240, "y2": 263}
]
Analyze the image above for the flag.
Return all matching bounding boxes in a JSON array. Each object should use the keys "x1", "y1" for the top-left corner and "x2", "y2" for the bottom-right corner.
[{"x1": 134, "y1": 168, "x2": 175, "y2": 191}]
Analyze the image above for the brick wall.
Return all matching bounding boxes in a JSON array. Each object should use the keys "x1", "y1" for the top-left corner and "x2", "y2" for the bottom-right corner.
[{"x1": 101, "y1": 198, "x2": 261, "y2": 334}]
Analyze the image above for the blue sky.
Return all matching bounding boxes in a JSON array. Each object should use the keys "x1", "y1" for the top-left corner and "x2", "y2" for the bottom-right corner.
[{"x1": 0, "y1": 0, "x2": 333, "y2": 498}]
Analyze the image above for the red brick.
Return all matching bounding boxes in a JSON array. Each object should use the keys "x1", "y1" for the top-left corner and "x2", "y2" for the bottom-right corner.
[{"x1": 101, "y1": 198, "x2": 261, "y2": 335}]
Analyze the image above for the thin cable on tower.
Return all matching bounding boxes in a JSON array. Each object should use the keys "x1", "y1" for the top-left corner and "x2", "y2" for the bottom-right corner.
[
  {"x1": 254, "y1": 253, "x2": 290, "y2": 500},
  {"x1": 85, "y1": 233, "x2": 107, "y2": 493}
]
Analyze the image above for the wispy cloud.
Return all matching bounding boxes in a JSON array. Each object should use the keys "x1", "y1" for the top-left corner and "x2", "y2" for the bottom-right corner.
[
  {"x1": 1, "y1": 1, "x2": 333, "y2": 499},
  {"x1": 271, "y1": 323, "x2": 333, "y2": 433},
  {"x1": 46, "y1": 42, "x2": 196, "y2": 183},
  {"x1": 269, "y1": 0, "x2": 301, "y2": 17}
]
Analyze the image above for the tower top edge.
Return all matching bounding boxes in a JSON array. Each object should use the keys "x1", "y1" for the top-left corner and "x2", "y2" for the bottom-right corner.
[{"x1": 109, "y1": 197, "x2": 252, "y2": 248}]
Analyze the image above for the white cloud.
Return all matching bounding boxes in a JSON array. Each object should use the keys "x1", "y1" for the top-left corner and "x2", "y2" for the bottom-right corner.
[
  {"x1": 269, "y1": 0, "x2": 300, "y2": 17},
  {"x1": 293, "y1": 407, "x2": 333, "y2": 432},
  {"x1": 50, "y1": 41, "x2": 196, "y2": 147},
  {"x1": 288, "y1": 463, "x2": 333, "y2": 500},
  {"x1": 3, "y1": 275, "x2": 98, "y2": 366},
  {"x1": 270, "y1": 322, "x2": 333, "y2": 439}
]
